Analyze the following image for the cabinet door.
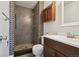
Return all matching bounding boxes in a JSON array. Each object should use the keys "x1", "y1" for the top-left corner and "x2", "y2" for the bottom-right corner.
[
  {"x1": 41, "y1": 1, "x2": 56, "y2": 22},
  {"x1": 47, "y1": 6, "x2": 52, "y2": 21},
  {"x1": 55, "y1": 51, "x2": 66, "y2": 57},
  {"x1": 52, "y1": 1, "x2": 56, "y2": 20},
  {"x1": 44, "y1": 10, "x2": 48, "y2": 21},
  {"x1": 44, "y1": 45, "x2": 55, "y2": 57}
]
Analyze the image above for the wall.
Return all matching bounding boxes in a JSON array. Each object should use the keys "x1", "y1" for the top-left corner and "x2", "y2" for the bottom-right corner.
[
  {"x1": 15, "y1": 5, "x2": 33, "y2": 45},
  {"x1": 44, "y1": 1, "x2": 52, "y2": 9},
  {"x1": 0, "y1": 1, "x2": 9, "y2": 56},
  {"x1": 44, "y1": 1, "x2": 79, "y2": 35},
  {"x1": 32, "y1": 1, "x2": 44, "y2": 44}
]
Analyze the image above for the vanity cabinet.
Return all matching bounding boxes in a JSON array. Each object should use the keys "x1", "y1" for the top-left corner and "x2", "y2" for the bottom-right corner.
[
  {"x1": 44, "y1": 37, "x2": 79, "y2": 57},
  {"x1": 41, "y1": 1, "x2": 56, "y2": 22},
  {"x1": 44, "y1": 44, "x2": 55, "y2": 57}
]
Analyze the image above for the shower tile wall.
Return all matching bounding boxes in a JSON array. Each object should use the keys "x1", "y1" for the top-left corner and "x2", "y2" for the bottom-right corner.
[
  {"x1": 15, "y1": 5, "x2": 33, "y2": 46},
  {"x1": 32, "y1": 2, "x2": 44, "y2": 44},
  {"x1": 32, "y1": 2, "x2": 39, "y2": 44}
]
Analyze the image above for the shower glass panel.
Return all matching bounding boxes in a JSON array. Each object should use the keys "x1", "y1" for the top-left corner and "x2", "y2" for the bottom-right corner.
[{"x1": 14, "y1": 4, "x2": 34, "y2": 56}]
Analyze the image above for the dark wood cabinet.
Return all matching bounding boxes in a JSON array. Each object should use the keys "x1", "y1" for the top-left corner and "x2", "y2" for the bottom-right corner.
[
  {"x1": 44, "y1": 37, "x2": 79, "y2": 57},
  {"x1": 47, "y1": 6, "x2": 52, "y2": 21},
  {"x1": 55, "y1": 52, "x2": 65, "y2": 57},
  {"x1": 41, "y1": 1, "x2": 56, "y2": 22},
  {"x1": 44, "y1": 10, "x2": 48, "y2": 21},
  {"x1": 44, "y1": 45, "x2": 55, "y2": 57}
]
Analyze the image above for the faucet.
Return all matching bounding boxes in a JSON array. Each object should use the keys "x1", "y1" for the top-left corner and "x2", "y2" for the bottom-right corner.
[
  {"x1": 67, "y1": 32, "x2": 76, "y2": 38},
  {"x1": 0, "y1": 35, "x2": 2, "y2": 41},
  {"x1": 45, "y1": 32, "x2": 48, "y2": 35}
]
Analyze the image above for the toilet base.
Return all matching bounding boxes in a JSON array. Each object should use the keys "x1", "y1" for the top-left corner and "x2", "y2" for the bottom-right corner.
[{"x1": 32, "y1": 44, "x2": 43, "y2": 57}]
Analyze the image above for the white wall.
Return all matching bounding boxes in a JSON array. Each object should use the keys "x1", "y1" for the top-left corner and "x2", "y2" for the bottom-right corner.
[
  {"x1": 0, "y1": 1, "x2": 9, "y2": 57},
  {"x1": 44, "y1": 1, "x2": 79, "y2": 35},
  {"x1": 44, "y1": 1, "x2": 52, "y2": 9}
]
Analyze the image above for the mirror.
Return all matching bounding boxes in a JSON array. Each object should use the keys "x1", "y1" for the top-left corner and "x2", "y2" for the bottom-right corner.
[{"x1": 61, "y1": 1, "x2": 79, "y2": 26}]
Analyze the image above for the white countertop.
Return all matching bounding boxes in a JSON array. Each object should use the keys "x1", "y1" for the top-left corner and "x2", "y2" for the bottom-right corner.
[{"x1": 41, "y1": 35, "x2": 79, "y2": 48}]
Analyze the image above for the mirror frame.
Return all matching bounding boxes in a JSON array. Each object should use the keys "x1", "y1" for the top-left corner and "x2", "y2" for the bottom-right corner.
[{"x1": 61, "y1": 1, "x2": 79, "y2": 26}]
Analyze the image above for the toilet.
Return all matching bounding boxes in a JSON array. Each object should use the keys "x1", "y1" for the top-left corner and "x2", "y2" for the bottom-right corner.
[{"x1": 32, "y1": 44, "x2": 43, "y2": 57}]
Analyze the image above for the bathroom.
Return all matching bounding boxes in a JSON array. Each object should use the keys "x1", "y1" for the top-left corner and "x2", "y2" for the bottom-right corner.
[
  {"x1": 12, "y1": 1, "x2": 79, "y2": 57},
  {"x1": 0, "y1": 1, "x2": 79, "y2": 57}
]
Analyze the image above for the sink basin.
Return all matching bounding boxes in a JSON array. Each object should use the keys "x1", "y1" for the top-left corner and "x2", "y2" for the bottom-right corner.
[
  {"x1": 68, "y1": 38, "x2": 79, "y2": 42},
  {"x1": 44, "y1": 35, "x2": 67, "y2": 40},
  {"x1": 44, "y1": 35, "x2": 79, "y2": 41}
]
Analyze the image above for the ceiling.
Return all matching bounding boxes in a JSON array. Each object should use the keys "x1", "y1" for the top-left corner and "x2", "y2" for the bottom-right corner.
[{"x1": 15, "y1": 1, "x2": 38, "y2": 9}]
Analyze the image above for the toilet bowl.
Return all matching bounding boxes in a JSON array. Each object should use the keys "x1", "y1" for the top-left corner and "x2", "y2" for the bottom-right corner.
[{"x1": 32, "y1": 44, "x2": 43, "y2": 57}]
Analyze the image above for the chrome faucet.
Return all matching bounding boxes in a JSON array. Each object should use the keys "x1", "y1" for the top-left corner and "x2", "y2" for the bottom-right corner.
[
  {"x1": 46, "y1": 32, "x2": 48, "y2": 35},
  {"x1": 0, "y1": 35, "x2": 3, "y2": 41},
  {"x1": 67, "y1": 32, "x2": 76, "y2": 38}
]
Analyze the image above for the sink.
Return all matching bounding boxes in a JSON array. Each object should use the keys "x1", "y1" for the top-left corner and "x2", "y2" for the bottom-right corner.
[
  {"x1": 42, "y1": 34, "x2": 79, "y2": 48},
  {"x1": 44, "y1": 35, "x2": 67, "y2": 40},
  {"x1": 45, "y1": 35, "x2": 79, "y2": 41},
  {"x1": 68, "y1": 38, "x2": 79, "y2": 42}
]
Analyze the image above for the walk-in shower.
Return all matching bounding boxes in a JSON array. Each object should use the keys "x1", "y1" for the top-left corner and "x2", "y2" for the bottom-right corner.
[
  {"x1": 14, "y1": 4, "x2": 34, "y2": 56},
  {"x1": 12, "y1": 1, "x2": 43, "y2": 56}
]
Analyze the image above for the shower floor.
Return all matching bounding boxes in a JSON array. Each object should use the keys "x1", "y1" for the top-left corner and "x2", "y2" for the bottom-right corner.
[{"x1": 14, "y1": 43, "x2": 33, "y2": 51}]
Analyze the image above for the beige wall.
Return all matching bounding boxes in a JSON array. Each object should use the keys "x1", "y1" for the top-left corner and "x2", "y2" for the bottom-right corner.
[
  {"x1": 44, "y1": 1, "x2": 79, "y2": 35},
  {"x1": 15, "y1": 5, "x2": 33, "y2": 45}
]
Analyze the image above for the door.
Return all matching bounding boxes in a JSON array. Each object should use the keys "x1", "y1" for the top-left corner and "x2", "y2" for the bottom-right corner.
[{"x1": 0, "y1": 1, "x2": 9, "y2": 57}]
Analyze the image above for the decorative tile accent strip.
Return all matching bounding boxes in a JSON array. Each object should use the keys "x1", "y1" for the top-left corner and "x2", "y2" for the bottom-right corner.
[{"x1": 9, "y1": 1, "x2": 15, "y2": 55}]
